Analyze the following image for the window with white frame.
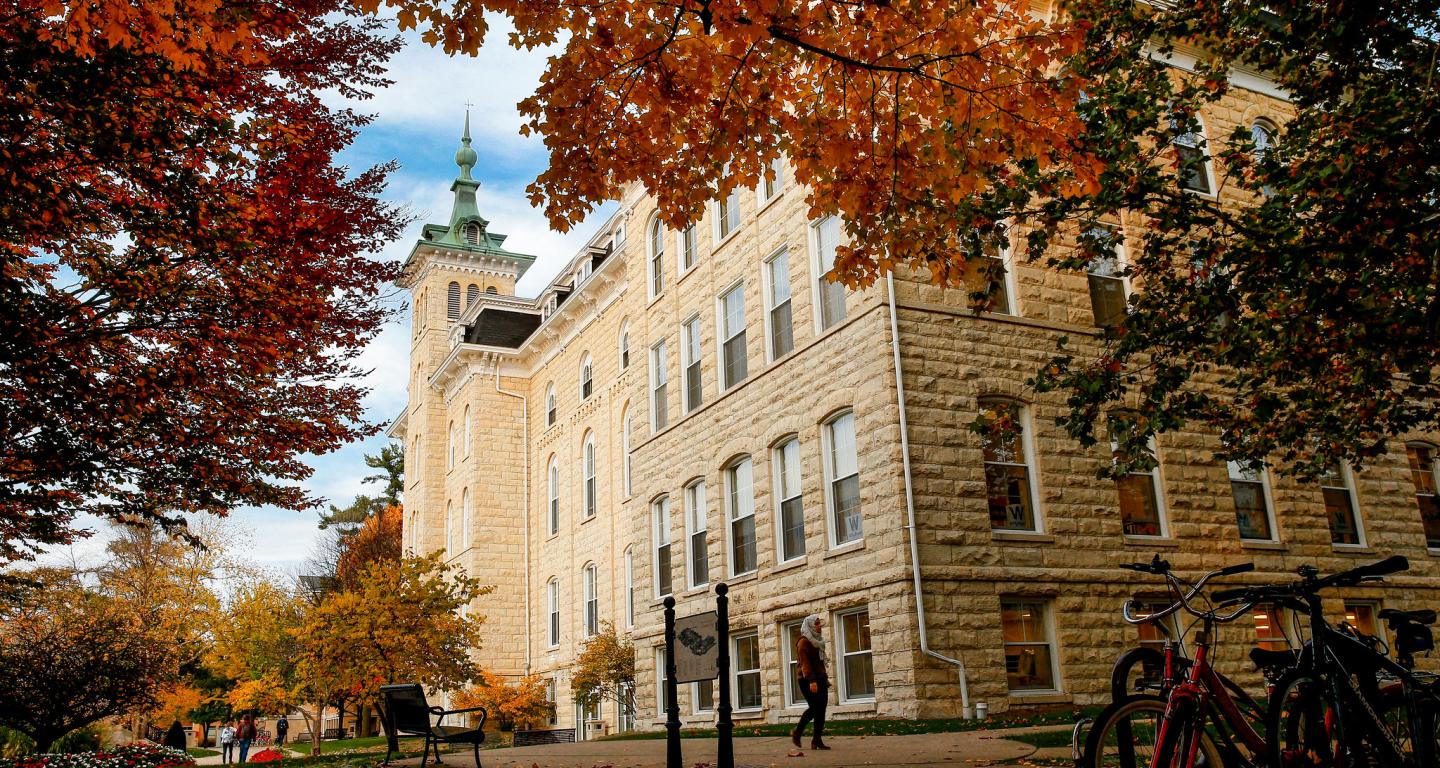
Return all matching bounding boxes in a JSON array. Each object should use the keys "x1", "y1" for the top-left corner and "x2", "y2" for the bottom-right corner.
[
  {"x1": 583, "y1": 562, "x2": 599, "y2": 637},
  {"x1": 582, "y1": 433, "x2": 597, "y2": 520},
  {"x1": 1406, "y1": 443, "x2": 1440, "y2": 548},
  {"x1": 1109, "y1": 416, "x2": 1166, "y2": 538},
  {"x1": 972, "y1": 228, "x2": 1015, "y2": 315},
  {"x1": 461, "y1": 488, "x2": 471, "y2": 549},
  {"x1": 825, "y1": 411, "x2": 862, "y2": 545},
  {"x1": 1228, "y1": 460, "x2": 1277, "y2": 541},
  {"x1": 726, "y1": 457, "x2": 757, "y2": 575},
  {"x1": 545, "y1": 679, "x2": 558, "y2": 725},
  {"x1": 545, "y1": 384, "x2": 557, "y2": 427},
  {"x1": 621, "y1": 406, "x2": 633, "y2": 497},
  {"x1": 1171, "y1": 111, "x2": 1214, "y2": 194},
  {"x1": 580, "y1": 353, "x2": 593, "y2": 400},
  {"x1": 837, "y1": 608, "x2": 875, "y2": 701},
  {"x1": 649, "y1": 218, "x2": 666, "y2": 297},
  {"x1": 680, "y1": 224, "x2": 698, "y2": 272},
  {"x1": 1252, "y1": 604, "x2": 1289, "y2": 651},
  {"x1": 624, "y1": 547, "x2": 635, "y2": 628},
  {"x1": 546, "y1": 577, "x2": 559, "y2": 647},
  {"x1": 719, "y1": 283, "x2": 748, "y2": 389},
  {"x1": 682, "y1": 316, "x2": 703, "y2": 413},
  {"x1": 445, "y1": 501, "x2": 454, "y2": 554},
  {"x1": 651, "y1": 341, "x2": 669, "y2": 431},
  {"x1": 1251, "y1": 120, "x2": 1278, "y2": 197},
  {"x1": 759, "y1": 157, "x2": 784, "y2": 203},
  {"x1": 716, "y1": 185, "x2": 742, "y2": 241},
  {"x1": 813, "y1": 216, "x2": 847, "y2": 330},
  {"x1": 980, "y1": 398, "x2": 1040, "y2": 533},
  {"x1": 685, "y1": 479, "x2": 709, "y2": 589},
  {"x1": 692, "y1": 679, "x2": 715, "y2": 714},
  {"x1": 1084, "y1": 225, "x2": 1126, "y2": 328},
  {"x1": 448, "y1": 421, "x2": 456, "y2": 469},
  {"x1": 781, "y1": 621, "x2": 805, "y2": 707},
  {"x1": 774, "y1": 438, "x2": 806, "y2": 562},
  {"x1": 732, "y1": 631, "x2": 762, "y2": 710},
  {"x1": 765, "y1": 249, "x2": 794, "y2": 359},
  {"x1": 1343, "y1": 602, "x2": 1381, "y2": 639},
  {"x1": 1319, "y1": 462, "x2": 1363, "y2": 546},
  {"x1": 656, "y1": 647, "x2": 669, "y2": 716},
  {"x1": 653, "y1": 496, "x2": 673, "y2": 597},
  {"x1": 618, "y1": 321, "x2": 631, "y2": 370},
  {"x1": 547, "y1": 456, "x2": 560, "y2": 536},
  {"x1": 1001, "y1": 599, "x2": 1059, "y2": 692},
  {"x1": 463, "y1": 406, "x2": 472, "y2": 456}
]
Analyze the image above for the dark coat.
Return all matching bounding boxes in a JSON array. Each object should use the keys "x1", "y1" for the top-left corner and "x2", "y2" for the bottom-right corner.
[
  {"x1": 163, "y1": 721, "x2": 187, "y2": 751},
  {"x1": 796, "y1": 637, "x2": 830, "y2": 688}
]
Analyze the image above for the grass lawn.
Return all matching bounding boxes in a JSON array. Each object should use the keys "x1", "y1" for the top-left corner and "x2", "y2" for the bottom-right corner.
[
  {"x1": 187, "y1": 748, "x2": 220, "y2": 758},
  {"x1": 600, "y1": 706, "x2": 1100, "y2": 741},
  {"x1": 1001, "y1": 729, "x2": 1077, "y2": 748}
]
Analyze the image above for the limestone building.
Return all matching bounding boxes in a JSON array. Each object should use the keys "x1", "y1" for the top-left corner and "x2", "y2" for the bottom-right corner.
[{"x1": 392, "y1": 92, "x2": 1440, "y2": 735}]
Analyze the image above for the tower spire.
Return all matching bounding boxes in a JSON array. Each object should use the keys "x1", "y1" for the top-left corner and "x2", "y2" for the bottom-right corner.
[{"x1": 455, "y1": 109, "x2": 477, "y2": 181}]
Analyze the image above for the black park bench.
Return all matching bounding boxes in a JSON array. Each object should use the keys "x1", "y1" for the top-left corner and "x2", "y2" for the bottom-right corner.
[{"x1": 380, "y1": 683, "x2": 487, "y2": 768}]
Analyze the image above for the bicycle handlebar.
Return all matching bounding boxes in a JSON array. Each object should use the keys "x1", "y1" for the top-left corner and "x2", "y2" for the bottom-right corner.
[
  {"x1": 1212, "y1": 556, "x2": 1409, "y2": 607},
  {"x1": 1122, "y1": 560, "x2": 1255, "y2": 625}
]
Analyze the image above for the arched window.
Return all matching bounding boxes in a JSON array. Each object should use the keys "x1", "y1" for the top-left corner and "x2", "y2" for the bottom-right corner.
[
  {"x1": 461, "y1": 488, "x2": 472, "y2": 549},
  {"x1": 1251, "y1": 120, "x2": 1278, "y2": 197},
  {"x1": 978, "y1": 398, "x2": 1040, "y2": 534},
  {"x1": 580, "y1": 353, "x2": 594, "y2": 400},
  {"x1": 546, "y1": 577, "x2": 560, "y2": 646},
  {"x1": 582, "y1": 432, "x2": 597, "y2": 519},
  {"x1": 1407, "y1": 443, "x2": 1440, "y2": 548},
  {"x1": 448, "y1": 420, "x2": 456, "y2": 469},
  {"x1": 621, "y1": 405, "x2": 633, "y2": 497},
  {"x1": 582, "y1": 562, "x2": 599, "y2": 637},
  {"x1": 652, "y1": 496, "x2": 673, "y2": 598},
  {"x1": 685, "y1": 478, "x2": 709, "y2": 588},
  {"x1": 409, "y1": 510, "x2": 420, "y2": 553},
  {"x1": 724, "y1": 458, "x2": 756, "y2": 576},
  {"x1": 624, "y1": 547, "x2": 636, "y2": 628},
  {"x1": 485, "y1": 286, "x2": 498, "y2": 295},
  {"x1": 648, "y1": 217, "x2": 665, "y2": 298},
  {"x1": 547, "y1": 456, "x2": 560, "y2": 536},
  {"x1": 545, "y1": 383, "x2": 557, "y2": 426},
  {"x1": 447, "y1": 281, "x2": 461, "y2": 320},
  {"x1": 824, "y1": 410, "x2": 862, "y2": 546},
  {"x1": 618, "y1": 320, "x2": 631, "y2": 370},
  {"x1": 466, "y1": 284, "x2": 479, "y2": 308},
  {"x1": 463, "y1": 405, "x2": 471, "y2": 457},
  {"x1": 773, "y1": 437, "x2": 806, "y2": 562},
  {"x1": 464, "y1": 222, "x2": 482, "y2": 245},
  {"x1": 1171, "y1": 112, "x2": 1215, "y2": 195},
  {"x1": 445, "y1": 500, "x2": 454, "y2": 554}
]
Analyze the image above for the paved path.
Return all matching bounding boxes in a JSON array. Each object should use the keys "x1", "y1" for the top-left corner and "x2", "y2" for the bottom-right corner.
[
  {"x1": 192, "y1": 747, "x2": 306, "y2": 765},
  {"x1": 389, "y1": 731, "x2": 1038, "y2": 768}
]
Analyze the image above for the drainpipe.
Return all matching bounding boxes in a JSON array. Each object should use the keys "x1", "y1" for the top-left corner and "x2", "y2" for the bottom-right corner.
[
  {"x1": 886, "y1": 273, "x2": 973, "y2": 718},
  {"x1": 494, "y1": 361, "x2": 532, "y2": 675}
]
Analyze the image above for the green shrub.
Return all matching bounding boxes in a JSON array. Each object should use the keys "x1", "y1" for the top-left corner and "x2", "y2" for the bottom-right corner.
[{"x1": 0, "y1": 727, "x2": 102, "y2": 757}]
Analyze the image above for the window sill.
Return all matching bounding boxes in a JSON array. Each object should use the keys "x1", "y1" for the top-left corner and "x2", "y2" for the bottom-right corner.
[
  {"x1": 724, "y1": 571, "x2": 760, "y2": 588},
  {"x1": 713, "y1": 228, "x2": 742, "y2": 253},
  {"x1": 731, "y1": 709, "x2": 765, "y2": 720},
  {"x1": 756, "y1": 190, "x2": 785, "y2": 215},
  {"x1": 1332, "y1": 544, "x2": 1374, "y2": 555},
  {"x1": 1428, "y1": 547, "x2": 1440, "y2": 558},
  {"x1": 992, "y1": 531, "x2": 1054, "y2": 544},
  {"x1": 823, "y1": 540, "x2": 865, "y2": 560},
  {"x1": 678, "y1": 584, "x2": 711, "y2": 599},
  {"x1": 677, "y1": 263, "x2": 699, "y2": 286},
  {"x1": 1007, "y1": 691, "x2": 1072, "y2": 705},
  {"x1": 770, "y1": 556, "x2": 808, "y2": 575},
  {"x1": 1123, "y1": 535, "x2": 1179, "y2": 548},
  {"x1": 834, "y1": 699, "x2": 877, "y2": 711},
  {"x1": 579, "y1": 513, "x2": 597, "y2": 526},
  {"x1": 1240, "y1": 539, "x2": 1288, "y2": 551},
  {"x1": 646, "y1": 292, "x2": 665, "y2": 310}
]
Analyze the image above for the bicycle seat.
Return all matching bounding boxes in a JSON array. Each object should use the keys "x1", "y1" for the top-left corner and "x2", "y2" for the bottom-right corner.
[
  {"x1": 1249, "y1": 647, "x2": 1299, "y2": 671},
  {"x1": 1379, "y1": 608, "x2": 1437, "y2": 625}
]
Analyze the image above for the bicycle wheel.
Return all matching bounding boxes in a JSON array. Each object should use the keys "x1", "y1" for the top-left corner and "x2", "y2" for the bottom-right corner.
[
  {"x1": 1082, "y1": 694, "x2": 1224, "y2": 768},
  {"x1": 1268, "y1": 672, "x2": 1343, "y2": 768}
]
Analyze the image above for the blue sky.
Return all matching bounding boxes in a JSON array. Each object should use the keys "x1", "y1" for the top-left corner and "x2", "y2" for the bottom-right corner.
[{"x1": 42, "y1": 14, "x2": 611, "y2": 574}]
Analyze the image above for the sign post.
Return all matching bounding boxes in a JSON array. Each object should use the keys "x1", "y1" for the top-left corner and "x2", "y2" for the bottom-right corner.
[
  {"x1": 715, "y1": 583, "x2": 733, "y2": 768},
  {"x1": 663, "y1": 596, "x2": 681, "y2": 768}
]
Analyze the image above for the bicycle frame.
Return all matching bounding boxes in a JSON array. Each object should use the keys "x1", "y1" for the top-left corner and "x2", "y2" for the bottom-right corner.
[{"x1": 1151, "y1": 617, "x2": 1270, "y2": 768}]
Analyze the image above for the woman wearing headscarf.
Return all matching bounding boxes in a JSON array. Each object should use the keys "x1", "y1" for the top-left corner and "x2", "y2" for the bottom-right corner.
[{"x1": 791, "y1": 614, "x2": 830, "y2": 750}]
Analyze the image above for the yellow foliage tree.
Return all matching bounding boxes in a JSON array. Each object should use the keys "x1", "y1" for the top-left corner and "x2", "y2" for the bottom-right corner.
[
  {"x1": 452, "y1": 670, "x2": 552, "y2": 732},
  {"x1": 570, "y1": 624, "x2": 636, "y2": 723}
]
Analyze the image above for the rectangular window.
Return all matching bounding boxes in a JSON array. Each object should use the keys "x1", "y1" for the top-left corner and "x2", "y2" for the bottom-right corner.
[
  {"x1": 1110, "y1": 421, "x2": 1165, "y2": 537},
  {"x1": 548, "y1": 462, "x2": 560, "y2": 536},
  {"x1": 654, "y1": 497, "x2": 673, "y2": 597},
  {"x1": 625, "y1": 548, "x2": 635, "y2": 629},
  {"x1": 981, "y1": 400, "x2": 1038, "y2": 532},
  {"x1": 826, "y1": 412, "x2": 862, "y2": 545},
  {"x1": 691, "y1": 680, "x2": 714, "y2": 714},
  {"x1": 1252, "y1": 605, "x2": 1288, "y2": 652},
  {"x1": 681, "y1": 225, "x2": 697, "y2": 271},
  {"x1": 1319, "y1": 463, "x2": 1363, "y2": 546},
  {"x1": 774, "y1": 438, "x2": 806, "y2": 561},
  {"x1": 1343, "y1": 602, "x2": 1380, "y2": 639},
  {"x1": 1085, "y1": 227, "x2": 1126, "y2": 328},
  {"x1": 583, "y1": 565, "x2": 599, "y2": 637},
  {"x1": 651, "y1": 342, "x2": 669, "y2": 431},
  {"x1": 727, "y1": 458, "x2": 757, "y2": 576},
  {"x1": 1132, "y1": 598, "x2": 1182, "y2": 688},
  {"x1": 685, "y1": 480, "x2": 709, "y2": 589},
  {"x1": 1408, "y1": 444, "x2": 1440, "y2": 548},
  {"x1": 547, "y1": 580, "x2": 559, "y2": 647},
  {"x1": 760, "y1": 157, "x2": 783, "y2": 203},
  {"x1": 1001, "y1": 599, "x2": 1059, "y2": 692},
  {"x1": 766, "y1": 249, "x2": 795, "y2": 359},
  {"x1": 719, "y1": 284, "x2": 748, "y2": 389},
  {"x1": 546, "y1": 679, "x2": 558, "y2": 725},
  {"x1": 814, "y1": 216, "x2": 847, "y2": 330},
  {"x1": 782, "y1": 621, "x2": 805, "y2": 707},
  {"x1": 656, "y1": 647, "x2": 669, "y2": 717},
  {"x1": 732, "y1": 631, "x2": 762, "y2": 710},
  {"x1": 717, "y1": 188, "x2": 742, "y2": 241},
  {"x1": 837, "y1": 608, "x2": 875, "y2": 701},
  {"x1": 1228, "y1": 461, "x2": 1276, "y2": 541},
  {"x1": 682, "y1": 316, "x2": 703, "y2": 412},
  {"x1": 1172, "y1": 116, "x2": 1214, "y2": 194}
]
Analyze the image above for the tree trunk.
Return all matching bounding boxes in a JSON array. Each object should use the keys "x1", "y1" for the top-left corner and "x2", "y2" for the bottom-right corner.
[
  {"x1": 301, "y1": 704, "x2": 325, "y2": 757},
  {"x1": 198, "y1": 722, "x2": 212, "y2": 747},
  {"x1": 336, "y1": 703, "x2": 345, "y2": 740}
]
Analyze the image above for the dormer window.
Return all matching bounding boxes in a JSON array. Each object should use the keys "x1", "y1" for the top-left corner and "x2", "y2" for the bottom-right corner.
[{"x1": 463, "y1": 222, "x2": 483, "y2": 245}]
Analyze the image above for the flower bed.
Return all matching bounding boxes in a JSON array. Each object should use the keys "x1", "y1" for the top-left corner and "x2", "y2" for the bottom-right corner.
[
  {"x1": 0, "y1": 744, "x2": 195, "y2": 768},
  {"x1": 245, "y1": 749, "x2": 286, "y2": 763}
]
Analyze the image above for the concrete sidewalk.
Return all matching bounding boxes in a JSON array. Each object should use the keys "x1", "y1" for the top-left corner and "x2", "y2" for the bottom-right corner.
[{"x1": 388, "y1": 730, "x2": 1039, "y2": 768}]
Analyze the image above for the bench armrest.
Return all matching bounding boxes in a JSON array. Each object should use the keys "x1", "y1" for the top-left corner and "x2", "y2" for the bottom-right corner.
[{"x1": 430, "y1": 705, "x2": 487, "y2": 727}]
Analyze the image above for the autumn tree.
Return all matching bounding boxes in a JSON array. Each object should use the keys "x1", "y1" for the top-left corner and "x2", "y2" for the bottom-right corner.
[
  {"x1": 571, "y1": 624, "x2": 636, "y2": 722},
  {"x1": 319, "y1": 443, "x2": 405, "y2": 534},
  {"x1": 452, "y1": 670, "x2": 552, "y2": 732},
  {"x1": 386, "y1": 0, "x2": 1440, "y2": 475},
  {"x1": 0, "y1": 568, "x2": 171, "y2": 751},
  {"x1": 297, "y1": 553, "x2": 489, "y2": 752},
  {"x1": 334, "y1": 503, "x2": 403, "y2": 590},
  {"x1": 0, "y1": 0, "x2": 407, "y2": 565}
]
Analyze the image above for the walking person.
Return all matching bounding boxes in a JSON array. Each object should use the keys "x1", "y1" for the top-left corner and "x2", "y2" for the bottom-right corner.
[
  {"x1": 219, "y1": 722, "x2": 236, "y2": 764},
  {"x1": 237, "y1": 715, "x2": 257, "y2": 763},
  {"x1": 790, "y1": 614, "x2": 831, "y2": 751},
  {"x1": 162, "y1": 720, "x2": 187, "y2": 753},
  {"x1": 274, "y1": 716, "x2": 288, "y2": 747}
]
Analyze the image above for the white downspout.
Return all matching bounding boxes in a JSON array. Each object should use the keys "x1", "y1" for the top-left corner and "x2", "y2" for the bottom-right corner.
[
  {"x1": 494, "y1": 362, "x2": 532, "y2": 675},
  {"x1": 886, "y1": 273, "x2": 973, "y2": 718}
]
